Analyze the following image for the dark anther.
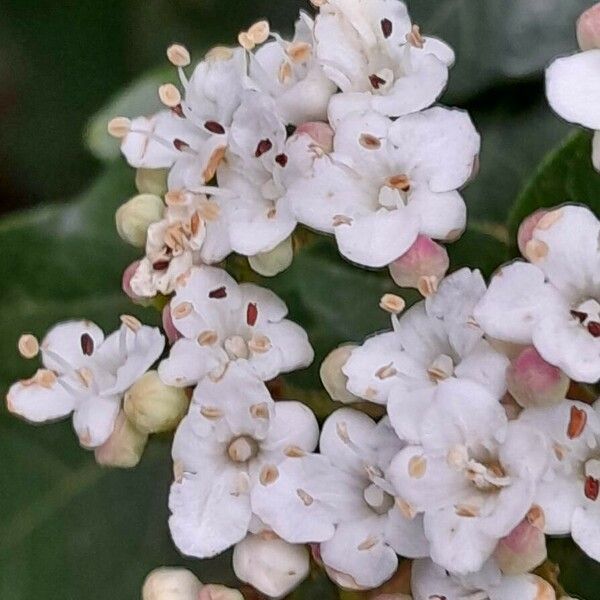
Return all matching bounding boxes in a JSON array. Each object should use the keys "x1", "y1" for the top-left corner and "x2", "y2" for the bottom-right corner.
[
  {"x1": 571, "y1": 310, "x2": 587, "y2": 323},
  {"x1": 80, "y1": 333, "x2": 94, "y2": 356},
  {"x1": 369, "y1": 74, "x2": 386, "y2": 89},
  {"x1": 205, "y1": 121, "x2": 226, "y2": 135},
  {"x1": 381, "y1": 18, "x2": 393, "y2": 38},
  {"x1": 209, "y1": 286, "x2": 227, "y2": 299},
  {"x1": 255, "y1": 139, "x2": 273, "y2": 157},
  {"x1": 275, "y1": 153, "x2": 288, "y2": 167},
  {"x1": 588, "y1": 321, "x2": 600, "y2": 337},
  {"x1": 152, "y1": 260, "x2": 170, "y2": 271},
  {"x1": 174, "y1": 139, "x2": 190, "y2": 151}
]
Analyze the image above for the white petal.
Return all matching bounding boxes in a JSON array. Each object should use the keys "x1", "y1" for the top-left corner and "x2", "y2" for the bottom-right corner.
[
  {"x1": 534, "y1": 478, "x2": 584, "y2": 535},
  {"x1": 238, "y1": 283, "x2": 288, "y2": 324},
  {"x1": 72, "y1": 394, "x2": 120, "y2": 448},
  {"x1": 158, "y1": 338, "x2": 225, "y2": 387},
  {"x1": 406, "y1": 188, "x2": 466, "y2": 241},
  {"x1": 411, "y1": 559, "x2": 470, "y2": 600},
  {"x1": 387, "y1": 382, "x2": 435, "y2": 444},
  {"x1": 385, "y1": 508, "x2": 430, "y2": 558},
  {"x1": 546, "y1": 50, "x2": 600, "y2": 129},
  {"x1": 490, "y1": 574, "x2": 555, "y2": 600},
  {"x1": 454, "y1": 340, "x2": 510, "y2": 399},
  {"x1": 572, "y1": 504, "x2": 600, "y2": 561}
]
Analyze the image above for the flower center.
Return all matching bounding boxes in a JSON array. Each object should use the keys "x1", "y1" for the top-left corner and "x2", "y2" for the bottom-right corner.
[
  {"x1": 571, "y1": 299, "x2": 600, "y2": 338},
  {"x1": 363, "y1": 483, "x2": 395, "y2": 515},
  {"x1": 448, "y1": 445, "x2": 511, "y2": 492},
  {"x1": 227, "y1": 435, "x2": 259, "y2": 463}
]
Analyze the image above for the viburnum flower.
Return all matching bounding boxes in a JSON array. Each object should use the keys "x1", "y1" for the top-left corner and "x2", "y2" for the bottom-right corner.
[
  {"x1": 389, "y1": 378, "x2": 549, "y2": 574},
  {"x1": 252, "y1": 409, "x2": 430, "y2": 589},
  {"x1": 288, "y1": 107, "x2": 479, "y2": 269},
  {"x1": 474, "y1": 205, "x2": 600, "y2": 383},
  {"x1": 519, "y1": 399, "x2": 600, "y2": 562},
  {"x1": 546, "y1": 2, "x2": 600, "y2": 170},
  {"x1": 245, "y1": 13, "x2": 336, "y2": 124},
  {"x1": 7, "y1": 318, "x2": 164, "y2": 448},
  {"x1": 169, "y1": 362, "x2": 319, "y2": 558},
  {"x1": 342, "y1": 269, "x2": 509, "y2": 442},
  {"x1": 411, "y1": 558, "x2": 556, "y2": 600},
  {"x1": 313, "y1": 0, "x2": 455, "y2": 125},
  {"x1": 158, "y1": 266, "x2": 313, "y2": 387}
]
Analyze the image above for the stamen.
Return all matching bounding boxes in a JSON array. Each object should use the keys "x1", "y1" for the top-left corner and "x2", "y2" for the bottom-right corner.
[
  {"x1": 173, "y1": 302, "x2": 193, "y2": 319},
  {"x1": 204, "y1": 121, "x2": 226, "y2": 135},
  {"x1": 567, "y1": 405, "x2": 588, "y2": 439},
  {"x1": 585, "y1": 475, "x2": 600, "y2": 501},
  {"x1": 359, "y1": 133, "x2": 381, "y2": 150},
  {"x1": 408, "y1": 455, "x2": 427, "y2": 479},
  {"x1": 588, "y1": 322, "x2": 600, "y2": 337},
  {"x1": 203, "y1": 146, "x2": 227, "y2": 183},
  {"x1": 120, "y1": 314, "x2": 142, "y2": 332},
  {"x1": 455, "y1": 503, "x2": 480, "y2": 518},
  {"x1": 227, "y1": 436, "x2": 257, "y2": 463},
  {"x1": 296, "y1": 488, "x2": 314, "y2": 506},
  {"x1": 406, "y1": 24, "x2": 425, "y2": 48},
  {"x1": 152, "y1": 259, "x2": 170, "y2": 271},
  {"x1": 173, "y1": 139, "x2": 191, "y2": 152},
  {"x1": 224, "y1": 335, "x2": 249, "y2": 359},
  {"x1": 332, "y1": 214, "x2": 353, "y2": 227},
  {"x1": 35, "y1": 369, "x2": 58, "y2": 389},
  {"x1": 107, "y1": 117, "x2": 131, "y2": 139},
  {"x1": 571, "y1": 310, "x2": 587, "y2": 323},
  {"x1": 357, "y1": 535, "x2": 378, "y2": 551},
  {"x1": 158, "y1": 84, "x2": 181, "y2": 108},
  {"x1": 198, "y1": 330, "x2": 218, "y2": 346},
  {"x1": 376, "y1": 362, "x2": 397, "y2": 379},
  {"x1": 80, "y1": 333, "x2": 95, "y2": 356},
  {"x1": 275, "y1": 153, "x2": 288, "y2": 167},
  {"x1": 247, "y1": 20, "x2": 270, "y2": 45},
  {"x1": 255, "y1": 138, "x2": 273, "y2": 157},
  {"x1": 287, "y1": 41, "x2": 312, "y2": 63},
  {"x1": 167, "y1": 44, "x2": 191, "y2": 67},
  {"x1": 247, "y1": 302, "x2": 258, "y2": 326},
  {"x1": 381, "y1": 18, "x2": 393, "y2": 38},
  {"x1": 387, "y1": 174, "x2": 410, "y2": 192},
  {"x1": 260, "y1": 464, "x2": 279, "y2": 485},
  {"x1": 284, "y1": 445, "x2": 306, "y2": 458},
  {"x1": 369, "y1": 74, "x2": 386, "y2": 89},
  {"x1": 18, "y1": 334, "x2": 39, "y2": 359},
  {"x1": 205, "y1": 46, "x2": 234, "y2": 61},
  {"x1": 396, "y1": 497, "x2": 416, "y2": 519},
  {"x1": 238, "y1": 31, "x2": 255, "y2": 51},
  {"x1": 209, "y1": 286, "x2": 227, "y2": 299},
  {"x1": 76, "y1": 367, "x2": 94, "y2": 389},
  {"x1": 200, "y1": 405, "x2": 223, "y2": 419},
  {"x1": 278, "y1": 61, "x2": 293, "y2": 83},
  {"x1": 418, "y1": 275, "x2": 439, "y2": 297},
  {"x1": 527, "y1": 505, "x2": 546, "y2": 530},
  {"x1": 248, "y1": 334, "x2": 272, "y2": 354},
  {"x1": 379, "y1": 293, "x2": 405, "y2": 314},
  {"x1": 524, "y1": 239, "x2": 548, "y2": 263}
]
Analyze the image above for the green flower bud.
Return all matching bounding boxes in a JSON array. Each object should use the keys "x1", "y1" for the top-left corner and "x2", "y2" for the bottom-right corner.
[
  {"x1": 115, "y1": 194, "x2": 164, "y2": 248},
  {"x1": 136, "y1": 168, "x2": 168, "y2": 196},
  {"x1": 248, "y1": 236, "x2": 293, "y2": 277},
  {"x1": 94, "y1": 411, "x2": 148, "y2": 469},
  {"x1": 124, "y1": 371, "x2": 189, "y2": 434},
  {"x1": 142, "y1": 567, "x2": 202, "y2": 600}
]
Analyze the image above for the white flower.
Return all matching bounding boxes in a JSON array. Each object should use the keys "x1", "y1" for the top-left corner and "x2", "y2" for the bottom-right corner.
[
  {"x1": 474, "y1": 205, "x2": 600, "y2": 383},
  {"x1": 287, "y1": 108, "x2": 479, "y2": 268},
  {"x1": 411, "y1": 558, "x2": 556, "y2": 600},
  {"x1": 233, "y1": 534, "x2": 310, "y2": 599},
  {"x1": 252, "y1": 409, "x2": 429, "y2": 589},
  {"x1": 388, "y1": 378, "x2": 549, "y2": 574},
  {"x1": 247, "y1": 13, "x2": 336, "y2": 124},
  {"x1": 168, "y1": 362, "x2": 319, "y2": 558},
  {"x1": 518, "y1": 399, "x2": 600, "y2": 562},
  {"x1": 343, "y1": 269, "x2": 509, "y2": 443},
  {"x1": 7, "y1": 318, "x2": 164, "y2": 448},
  {"x1": 158, "y1": 266, "x2": 314, "y2": 387},
  {"x1": 314, "y1": 0, "x2": 455, "y2": 125}
]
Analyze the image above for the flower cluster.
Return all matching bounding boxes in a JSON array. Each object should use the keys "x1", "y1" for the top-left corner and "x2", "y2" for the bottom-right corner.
[{"x1": 8, "y1": 0, "x2": 600, "y2": 599}]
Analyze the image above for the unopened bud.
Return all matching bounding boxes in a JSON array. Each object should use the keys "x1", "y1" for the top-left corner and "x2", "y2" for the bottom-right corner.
[
  {"x1": 295, "y1": 122, "x2": 334, "y2": 154},
  {"x1": 233, "y1": 535, "x2": 310, "y2": 599},
  {"x1": 162, "y1": 302, "x2": 182, "y2": 345},
  {"x1": 136, "y1": 169, "x2": 168, "y2": 196},
  {"x1": 124, "y1": 371, "x2": 189, "y2": 434},
  {"x1": 494, "y1": 509, "x2": 547, "y2": 575},
  {"x1": 507, "y1": 346, "x2": 569, "y2": 409},
  {"x1": 122, "y1": 261, "x2": 152, "y2": 307},
  {"x1": 142, "y1": 567, "x2": 201, "y2": 600},
  {"x1": 388, "y1": 235, "x2": 449, "y2": 291},
  {"x1": 94, "y1": 411, "x2": 148, "y2": 468},
  {"x1": 320, "y1": 345, "x2": 359, "y2": 404},
  {"x1": 248, "y1": 236, "x2": 293, "y2": 277},
  {"x1": 199, "y1": 585, "x2": 244, "y2": 600},
  {"x1": 578, "y1": 2, "x2": 600, "y2": 50},
  {"x1": 517, "y1": 209, "x2": 548, "y2": 258},
  {"x1": 116, "y1": 194, "x2": 164, "y2": 248}
]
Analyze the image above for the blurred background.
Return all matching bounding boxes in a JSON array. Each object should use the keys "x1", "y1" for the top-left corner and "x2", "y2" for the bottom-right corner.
[{"x1": 0, "y1": 1, "x2": 596, "y2": 599}]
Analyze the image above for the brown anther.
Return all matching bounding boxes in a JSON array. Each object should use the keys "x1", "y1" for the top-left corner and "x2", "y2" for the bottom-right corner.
[
  {"x1": 173, "y1": 302, "x2": 193, "y2": 319},
  {"x1": 588, "y1": 321, "x2": 600, "y2": 337},
  {"x1": 408, "y1": 455, "x2": 427, "y2": 479},
  {"x1": 248, "y1": 334, "x2": 272, "y2": 354},
  {"x1": 18, "y1": 334, "x2": 39, "y2": 359},
  {"x1": 376, "y1": 362, "x2": 397, "y2": 380},
  {"x1": 250, "y1": 402, "x2": 270, "y2": 420},
  {"x1": 266, "y1": 206, "x2": 277, "y2": 219},
  {"x1": 260, "y1": 465, "x2": 279, "y2": 486},
  {"x1": 359, "y1": 133, "x2": 382, "y2": 150},
  {"x1": 381, "y1": 18, "x2": 393, "y2": 38},
  {"x1": 278, "y1": 61, "x2": 293, "y2": 83},
  {"x1": 357, "y1": 536, "x2": 378, "y2": 551},
  {"x1": 379, "y1": 293, "x2": 405, "y2": 314},
  {"x1": 198, "y1": 330, "x2": 218, "y2": 346},
  {"x1": 248, "y1": 20, "x2": 270, "y2": 45},
  {"x1": 80, "y1": 333, "x2": 94, "y2": 356},
  {"x1": 287, "y1": 41, "x2": 312, "y2": 63},
  {"x1": 203, "y1": 145, "x2": 226, "y2": 183},
  {"x1": 418, "y1": 275, "x2": 439, "y2": 297},
  {"x1": 585, "y1": 475, "x2": 600, "y2": 501},
  {"x1": 209, "y1": 286, "x2": 227, "y2": 299},
  {"x1": 275, "y1": 153, "x2": 288, "y2": 167},
  {"x1": 255, "y1": 138, "x2": 273, "y2": 157},
  {"x1": 284, "y1": 445, "x2": 306, "y2": 458},
  {"x1": 388, "y1": 174, "x2": 411, "y2": 192},
  {"x1": 173, "y1": 138, "x2": 190, "y2": 152},
  {"x1": 120, "y1": 314, "x2": 142, "y2": 332},
  {"x1": 200, "y1": 405, "x2": 223, "y2": 420},
  {"x1": 571, "y1": 310, "x2": 588, "y2": 323},
  {"x1": 171, "y1": 104, "x2": 184, "y2": 118},
  {"x1": 167, "y1": 44, "x2": 191, "y2": 67},
  {"x1": 158, "y1": 84, "x2": 181, "y2": 108},
  {"x1": 247, "y1": 302, "x2": 258, "y2": 326},
  {"x1": 406, "y1": 24, "x2": 425, "y2": 48},
  {"x1": 567, "y1": 405, "x2": 588, "y2": 439},
  {"x1": 527, "y1": 505, "x2": 546, "y2": 530},
  {"x1": 369, "y1": 74, "x2": 387, "y2": 89},
  {"x1": 107, "y1": 117, "x2": 131, "y2": 139},
  {"x1": 310, "y1": 0, "x2": 327, "y2": 6},
  {"x1": 524, "y1": 239, "x2": 548, "y2": 263},
  {"x1": 152, "y1": 258, "x2": 170, "y2": 271},
  {"x1": 296, "y1": 488, "x2": 314, "y2": 506},
  {"x1": 455, "y1": 503, "x2": 480, "y2": 518},
  {"x1": 535, "y1": 209, "x2": 563, "y2": 230},
  {"x1": 204, "y1": 121, "x2": 226, "y2": 135},
  {"x1": 332, "y1": 214, "x2": 353, "y2": 227}
]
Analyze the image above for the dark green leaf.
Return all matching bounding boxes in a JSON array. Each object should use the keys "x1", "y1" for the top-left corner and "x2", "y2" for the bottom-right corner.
[{"x1": 548, "y1": 537, "x2": 598, "y2": 600}]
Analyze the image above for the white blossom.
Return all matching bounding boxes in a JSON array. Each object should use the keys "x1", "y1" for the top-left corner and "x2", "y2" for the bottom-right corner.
[
  {"x1": 158, "y1": 266, "x2": 313, "y2": 387},
  {"x1": 7, "y1": 318, "x2": 164, "y2": 448},
  {"x1": 474, "y1": 205, "x2": 600, "y2": 383}
]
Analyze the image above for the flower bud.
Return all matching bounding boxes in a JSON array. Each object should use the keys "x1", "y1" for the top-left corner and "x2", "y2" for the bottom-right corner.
[
  {"x1": 122, "y1": 260, "x2": 152, "y2": 307},
  {"x1": 506, "y1": 346, "x2": 569, "y2": 409},
  {"x1": 94, "y1": 411, "x2": 148, "y2": 468},
  {"x1": 577, "y1": 2, "x2": 600, "y2": 50},
  {"x1": 248, "y1": 237, "x2": 293, "y2": 277},
  {"x1": 136, "y1": 168, "x2": 168, "y2": 197},
  {"x1": 233, "y1": 535, "x2": 310, "y2": 599},
  {"x1": 142, "y1": 567, "x2": 202, "y2": 600},
  {"x1": 162, "y1": 302, "x2": 182, "y2": 345},
  {"x1": 494, "y1": 507, "x2": 547, "y2": 575},
  {"x1": 388, "y1": 235, "x2": 449, "y2": 294},
  {"x1": 517, "y1": 209, "x2": 548, "y2": 258},
  {"x1": 124, "y1": 371, "x2": 189, "y2": 434},
  {"x1": 199, "y1": 585, "x2": 244, "y2": 600},
  {"x1": 295, "y1": 121, "x2": 334, "y2": 154},
  {"x1": 115, "y1": 194, "x2": 164, "y2": 248},
  {"x1": 320, "y1": 345, "x2": 359, "y2": 404}
]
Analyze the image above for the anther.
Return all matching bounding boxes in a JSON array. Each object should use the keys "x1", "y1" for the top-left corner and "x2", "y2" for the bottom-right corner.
[
  {"x1": 418, "y1": 275, "x2": 439, "y2": 297},
  {"x1": 248, "y1": 334, "x2": 272, "y2": 354},
  {"x1": 80, "y1": 333, "x2": 95, "y2": 356},
  {"x1": 247, "y1": 20, "x2": 270, "y2": 45},
  {"x1": 296, "y1": 488, "x2": 314, "y2": 506},
  {"x1": 167, "y1": 44, "x2": 191, "y2": 67},
  {"x1": 120, "y1": 315, "x2": 142, "y2": 332},
  {"x1": 379, "y1": 293, "x2": 405, "y2": 314},
  {"x1": 376, "y1": 362, "x2": 397, "y2": 379},
  {"x1": 204, "y1": 121, "x2": 226, "y2": 135},
  {"x1": 200, "y1": 406, "x2": 223, "y2": 420},
  {"x1": 18, "y1": 334, "x2": 39, "y2": 359},
  {"x1": 198, "y1": 330, "x2": 218, "y2": 346},
  {"x1": 381, "y1": 18, "x2": 393, "y2": 38},
  {"x1": 260, "y1": 465, "x2": 279, "y2": 485},
  {"x1": 588, "y1": 322, "x2": 600, "y2": 337},
  {"x1": 408, "y1": 455, "x2": 427, "y2": 479},
  {"x1": 332, "y1": 214, "x2": 353, "y2": 227},
  {"x1": 255, "y1": 139, "x2": 273, "y2": 157},
  {"x1": 406, "y1": 24, "x2": 425, "y2": 48},
  {"x1": 567, "y1": 405, "x2": 588, "y2": 439},
  {"x1": 107, "y1": 117, "x2": 131, "y2": 139},
  {"x1": 369, "y1": 74, "x2": 386, "y2": 89},
  {"x1": 158, "y1": 84, "x2": 181, "y2": 108},
  {"x1": 287, "y1": 41, "x2": 312, "y2": 63},
  {"x1": 359, "y1": 133, "x2": 381, "y2": 149},
  {"x1": 247, "y1": 302, "x2": 258, "y2": 326},
  {"x1": 250, "y1": 402, "x2": 270, "y2": 420},
  {"x1": 173, "y1": 302, "x2": 193, "y2": 319},
  {"x1": 209, "y1": 286, "x2": 227, "y2": 299}
]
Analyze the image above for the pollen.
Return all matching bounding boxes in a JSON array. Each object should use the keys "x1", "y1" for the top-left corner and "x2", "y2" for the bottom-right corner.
[
  {"x1": 18, "y1": 334, "x2": 39, "y2": 359},
  {"x1": 107, "y1": 117, "x2": 131, "y2": 139},
  {"x1": 158, "y1": 84, "x2": 181, "y2": 108},
  {"x1": 167, "y1": 44, "x2": 191, "y2": 67},
  {"x1": 379, "y1": 293, "x2": 405, "y2": 314}
]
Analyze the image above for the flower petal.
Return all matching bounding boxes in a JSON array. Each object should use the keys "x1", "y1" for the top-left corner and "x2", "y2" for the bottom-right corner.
[{"x1": 72, "y1": 394, "x2": 120, "y2": 448}]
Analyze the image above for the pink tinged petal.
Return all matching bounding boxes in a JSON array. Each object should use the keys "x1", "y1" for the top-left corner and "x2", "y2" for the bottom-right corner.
[
  {"x1": 571, "y1": 504, "x2": 600, "y2": 561},
  {"x1": 72, "y1": 394, "x2": 121, "y2": 449},
  {"x1": 517, "y1": 210, "x2": 549, "y2": 257},
  {"x1": 335, "y1": 207, "x2": 420, "y2": 268},
  {"x1": 169, "y1": 467, "x2": 252, "y2": 559},
  {"x1": 388, "y1": 235, "x2": 449, "y2": 291},
  {"x1": 122, "y1": 260, "x2": 148, "y2": 305},
  {"x1": 578, "y1": 3, "x2": 600, "y2": 50},
  {"x1": 473, "y1": 261, "x2": 568, "y2": 345},
  {"x1": 6, "y1": 372, "x2": 76, "y2": 423},
  {"x1": 296, "y1": 122, "x2": 335, "y2": 154},
  {"x1": 546, "y1": 50, "x2": 600, "y2": 130},
  {"x1": 320, "y1": 517, "x2": 398, "y2": 589},
  {"x1": 406, "y1": 189, "x2": 466, "y2": 242},
  {"x1": 506, "y1": 346, "x2": 569, "y2": 409}
]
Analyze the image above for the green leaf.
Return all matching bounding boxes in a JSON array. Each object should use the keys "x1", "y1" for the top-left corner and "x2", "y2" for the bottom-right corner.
[
  {"x1": 548, "y1": 537, "x2": 599, "y2": 600},
  {"x1": 507, "y1": 130, "x2": 600, "y2": 251}
]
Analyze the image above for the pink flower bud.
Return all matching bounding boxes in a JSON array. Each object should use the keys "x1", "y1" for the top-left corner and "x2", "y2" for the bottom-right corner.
[
  {"x1": 122, "y1": 260, "x2": 154, "y2": 307},
  {"x1": 388, "y1": 235, "x2": 449, "y2": 294},
  {"x1": 162, "y1": 302, "x2": 182, "y2": 345},
  {"x1": 494, "y1": 507, "x2": 547, "y2": 575},
  {"x1": 578, "y1": 2, "x2": 600, "y2": 50},
  {"x1": 507, "y1": 346, "x2": 569, "y2": 408},
  {"x1": 295, "y1": 121, "x2": 334, "y2": 153},
  {"x1": 517, "y1": 210, "x2": 548, "y2": 258},
  {"x1": 199, "y1": 585, "x2": 243, "y2": 600}
]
